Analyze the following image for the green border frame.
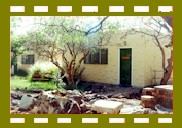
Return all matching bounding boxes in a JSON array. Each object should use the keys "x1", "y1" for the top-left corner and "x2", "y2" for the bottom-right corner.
[{"x1": 0, "y1": 0, "x2": 180, "y2": 127}]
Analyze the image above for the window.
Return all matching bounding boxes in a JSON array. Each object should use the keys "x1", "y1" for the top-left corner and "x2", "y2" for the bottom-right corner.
[
  {"x1": 84, "y1": 49, "x2": 108, "y2": 64},
  {"x1": 21, "y1": 55, "x2": 35, "y2": 64}
]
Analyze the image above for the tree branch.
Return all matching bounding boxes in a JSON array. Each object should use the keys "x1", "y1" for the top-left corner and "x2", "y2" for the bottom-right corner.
[{"x1": 85, "y1": 16, "x2": 109, "y2": 36}]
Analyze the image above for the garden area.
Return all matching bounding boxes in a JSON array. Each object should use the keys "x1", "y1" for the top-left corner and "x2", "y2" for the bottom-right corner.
[
  {"x1": 11, "y1": 75, "x2": 173, "y2": 114},
  {"x1": 11, "y1": 16, "x2": 173, "y2": 114},
  {"x1": 11, "y1": 62, "x2": 173, "y2": 115}
]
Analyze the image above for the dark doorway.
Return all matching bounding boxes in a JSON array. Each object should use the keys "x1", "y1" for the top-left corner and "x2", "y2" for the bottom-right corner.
[{"x1": 120, "y1": 48, "x2": 132, "y2": 86}]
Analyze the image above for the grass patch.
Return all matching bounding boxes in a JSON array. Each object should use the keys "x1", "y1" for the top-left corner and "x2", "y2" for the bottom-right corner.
[{"x1": 11, "y1": 76, "x2": 57, "y2": 91}]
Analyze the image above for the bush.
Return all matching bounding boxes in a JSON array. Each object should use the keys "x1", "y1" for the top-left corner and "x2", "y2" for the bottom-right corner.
[{"x1": 28, "y1": 61, "x2": 59, "y2": 81}]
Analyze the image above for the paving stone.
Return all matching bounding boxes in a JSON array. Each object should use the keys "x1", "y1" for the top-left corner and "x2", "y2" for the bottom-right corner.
[{"x1": 91, "y1": 100, "x2": 123, "y2": 114}]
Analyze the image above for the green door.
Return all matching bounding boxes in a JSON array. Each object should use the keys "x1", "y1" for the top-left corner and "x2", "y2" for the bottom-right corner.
[{"x1": 120, "y1": 49, "x2": 132, "y2": 86}]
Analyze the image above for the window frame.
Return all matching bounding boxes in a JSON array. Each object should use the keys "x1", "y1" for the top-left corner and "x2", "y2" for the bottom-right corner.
[
  {"x1": 21, "y1": 54, "x2": 35, "y2": 64},
  {"x1": 84, "y1": 49, "x2": 108, "y2": 64}
]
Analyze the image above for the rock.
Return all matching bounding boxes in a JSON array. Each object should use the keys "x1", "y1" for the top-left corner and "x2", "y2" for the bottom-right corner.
[
  {"x1": 70, "y1": 95, "x2": 83, "y2": 105},
  {"x1": 80, "y1": 103, "x2": 88, "y2": 113},
  {"x1": 38, "y1": 94, "x2": 48, "y2": 101},
  {"x1": 27, "y1": 89, "x2": 42, "y2": 93},
  {"x1": 91, "y1": 110, "x2": 98, "y2": 114},
  {"x1": 85, "y1": 110, "x2": 92, "y2": 114},
  {"x1": 42, "y1": 91, "x2": 55, "y2": 99},
  {"x1": 11, "y1": 106, "x2": 15, "y2": 110},
  {"x1": 56, "y1": 90, "x2": 67, "y2": 96},
  {"x1": 107, "y1": 94, "x2": 113, "y2": 98},
  {"x1": 31, "y1": 106, "x2": 39, "y2": 114},
  {"x1": 67, "y1": 90, "x2": 82, "y2": 96},
  {"x1": 83, "y1": 94, "x2": 97, "y2": 102},
  {"x1": 11, "y1": 110, "x2": 18, "y2": 114},
  {"x1": 11, "y1": 106, "x2": 19, "y2": 112},
  {"x1": 91, "y1": 100, "x2": 123, "y2": 114},
  {"x1": 49, "y1": 98, "x2": 59, "y2": 107},
  {"x1": 73, "y1": 90, "x2": 82, "y2": 96},
  {"x1": 141, "y1": 95, "x2": 155, "y2": 109},
  {"x1": 96, "y1": 95, "x2": 107, "y2": 99},
  {"x1": 35, "y1": 102, "x2": 49, "y2": 114},
  {"x1": 11, "y1": 100, "x2": 20, "y2": 106},
  {"x1": 155, "y1": 104, "x2": 173, "y2": 114},
  {"x1": 33, "y1": 94, "x2": 40, "y2": 98},
  {"x1": 64, "y1": 100, "x2": 73, "y2": 113},
  {"x1": 154, "y1": 85, "x2": 173, "y2": 109},
  {"x1": 53, "y1": 107, "x2": 63, "y2": 114},
  {"x1": 120, "y1": 106, "x2": 145, "y2": 114},
  {"x1": 58, "y1": 97, "x2": 69, "y2": 110},
  {"x1": 143, "y1": 108, "x2": 158, "y2": 114},
  {"x1": 85, "y1": 104, "x2": 92, "y2": 110},
  {"x1": 84, "y1": 91, "x2": 92, "y2": 94},
  {"x1": 11, "y1": 93, "x2": 22, "y2": 100},
  {"x1": 111, "y1": 94, "x2": 124, "y2": 99},
  {"x1": 15, "y1": 88, "x2": 27, "y2": 92},
  {"x1": 19, "y1": 95, "x2": 34, "y2": 111},
  {"x1": 89, "y1": 99, "x2": 97, "y2": 104},
  {"x1": 48, "y1": 106, "x2": 55, "y2": 114},
  {"x1": 67, "y1": 101, "x2": 81, "y2": 114}
]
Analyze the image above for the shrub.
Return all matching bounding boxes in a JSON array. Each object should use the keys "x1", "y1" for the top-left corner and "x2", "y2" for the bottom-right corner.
[{"x1": 29, "y1": 61, "x2": 58, "y2": 81}]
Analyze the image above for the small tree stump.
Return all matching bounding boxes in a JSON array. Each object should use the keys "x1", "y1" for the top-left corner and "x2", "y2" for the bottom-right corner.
[
  {"x1": 141, "y1": 95, "x2": 155, "y2": 109},
  {"x1": 142, "y1": 88, "x2": 155, "y2": 96}
]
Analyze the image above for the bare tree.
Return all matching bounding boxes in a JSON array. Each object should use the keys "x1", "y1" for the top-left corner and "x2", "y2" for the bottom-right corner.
[{"x1": 131, "y1": 17, "x2": 173, "y2": 85}]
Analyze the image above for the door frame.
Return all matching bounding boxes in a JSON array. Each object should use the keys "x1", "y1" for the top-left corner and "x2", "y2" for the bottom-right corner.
[{"x1": 118, "y1": 48, "x2": 132, "y2": 85}]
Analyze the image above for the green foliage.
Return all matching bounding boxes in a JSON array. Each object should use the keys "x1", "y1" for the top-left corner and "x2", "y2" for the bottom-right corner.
[
  {"x1": 11, "y1": 35, "x2": 28, "y2": 65},
  {"x1": 25, "y1": 17, "x2": 120, "y2": 54},
  {"x1": 28, "y1": 61, "x2": 58, "y2": 81},
  {"x1": 51, "y1": 76, "x2": 66, "y2": 88},
  {"x1": 11, "y1": 76, "x2": 57, "y2": 91},
  {"x1": 13, "y1": 17, "x2": 120, "y2": 88}
]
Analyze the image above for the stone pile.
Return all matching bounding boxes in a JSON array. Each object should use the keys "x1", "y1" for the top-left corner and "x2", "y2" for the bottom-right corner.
[
  {"x1": 141, "y1": 85, "x2": 173, "y2": 112},
  {"x1": 154, "y1": 85, "x2": 173, "y2": 109},
  {"x1": 10, "y1": 85, "x2": 173, "y2": 114},
  {"x1": 11, "y1": 90, "x2": 102, "y2": 114},
  {"x1": 10, "y1": 88, "x2": 143, "y2": 114}
]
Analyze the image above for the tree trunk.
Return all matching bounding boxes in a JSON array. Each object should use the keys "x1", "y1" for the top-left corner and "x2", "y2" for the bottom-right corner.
[
  {"x1": 160, "y1": 50, "x2": 173, "y2": 85},
  {"x1": 159, "y1": 17, "x2": 173, "y2": 85}
]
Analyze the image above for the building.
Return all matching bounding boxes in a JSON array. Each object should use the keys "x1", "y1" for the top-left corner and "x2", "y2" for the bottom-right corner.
[
  {"x1": 16, "y1": 31, "x2": 172, "y2": 87},
  {"x1": 82, "y1": 32, "x2": 172, "y2": 87}
]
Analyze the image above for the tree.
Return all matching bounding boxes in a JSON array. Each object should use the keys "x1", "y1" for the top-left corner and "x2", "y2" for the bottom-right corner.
[
  {"x1": 25, "y1": 17, "x2": 118, "y2": 88},
  {"x1": 160, "y1": 16, "x2": 173, "y2": 85},
  {"x1": 131, "y1": 17, "x2": 173, "y2": 85},
  {"x1": 11, "y1": 35, "x2": 27, "y2": 66},
  {"x1": 11, "y1": 17, "x2": 28, "y2": 74}
]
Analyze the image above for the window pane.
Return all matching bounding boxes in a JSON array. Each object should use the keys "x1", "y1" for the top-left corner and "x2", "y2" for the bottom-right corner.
[
  {"x1": 28, "y1": 55, "x2": 34, "y2": 64},
  {"x1": 101, "y1": 49, "x2": 108, "y2": 64},
  {"x1": 21, "y1": 55, "x2": 34, "y2": 64},
  {"x1": 21, "y1": 55, "x2": 26, "y2": 64},
  {"x1": 91, "y1": 52, "x2": 99, "y2": 64}
]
